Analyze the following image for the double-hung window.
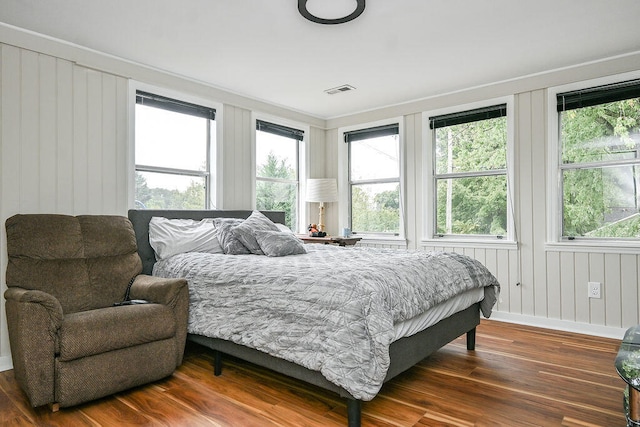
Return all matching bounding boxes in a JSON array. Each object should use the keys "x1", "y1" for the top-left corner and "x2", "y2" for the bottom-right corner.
[
  {"x1": 555, "y1": 79, "x2": 640, "y2": 240},
  {"x1": 345, "y1": 123, "x2": 401, "y2": 235},
  {"x1": 135, "y1": 91, "x2": 215, "y2": 209},
  {"x1": 429, "y1": 104, "x2": 509, "y2": 238},
  {"x1": 255, "y1": 120, "x2": 302, "y2": 230}
]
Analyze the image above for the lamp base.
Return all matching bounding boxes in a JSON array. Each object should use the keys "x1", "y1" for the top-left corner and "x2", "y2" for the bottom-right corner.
[{"x1": 318, "y1": 202, "x2": 325, "y2": 232}]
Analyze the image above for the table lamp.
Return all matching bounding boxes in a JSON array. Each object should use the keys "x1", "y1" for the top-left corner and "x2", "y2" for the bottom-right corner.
[{"x1": 306, "y1": 178, "x2": 338, "y2": 233}]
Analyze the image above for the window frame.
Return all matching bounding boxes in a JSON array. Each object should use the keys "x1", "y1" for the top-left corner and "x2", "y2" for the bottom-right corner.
[
  {"x1": 252, "y1": 114, "x2": 308, "y2": 233},
  {"x1": 422, "y1": 96, "x2": 516, "y2": 247},
  {"x1": 547, "y1": 71, "x2": 640, "y2": 251},
  {"x1": 338, "y1": 117, "x2": 406, "y2": 242},
  {"x1": 131, "y1": 85, "x2": 220, "y2": 210}
]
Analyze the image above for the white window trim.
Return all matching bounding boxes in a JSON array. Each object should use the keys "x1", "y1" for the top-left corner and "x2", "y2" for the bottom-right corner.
[
  {"x1": 421, "y1": 95, "x2": 516, "y2": 246},
  {"x1": 338, "y1": 117, "x2": 406, "y2": 242},
  {"x1": 546, "y1": 70, "x2": 640, "y2": 250},
  {"x1": 251, "y1": 112, "x2": 308, "y2": 233},
  {"x1": 128, "y1": 81, "x2": 223, "y2": 210}
]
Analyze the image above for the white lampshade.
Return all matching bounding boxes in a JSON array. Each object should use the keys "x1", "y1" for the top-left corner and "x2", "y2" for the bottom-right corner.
[{"x1": 306, "y1": 179, "x2": 338, "y2": 203}]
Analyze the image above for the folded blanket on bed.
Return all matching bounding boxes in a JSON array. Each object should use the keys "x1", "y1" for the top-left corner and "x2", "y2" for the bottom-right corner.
[{"x1": 153, "y1": 245, "x2": 499, "y2": 400}]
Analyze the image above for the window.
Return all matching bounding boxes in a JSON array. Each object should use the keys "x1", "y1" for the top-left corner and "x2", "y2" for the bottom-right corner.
[
  {"x1": 429, "y1": 104, "x2": 508, "y2": 237},
  {"x1": 555, "y1": 79, "x2": 640, "y2": 239},
  {"x1": 255, "y1": 120, "x2": 302, "y2": 230},
  {"x1": 135, "y1": 91, "x2": 215, "y2": 209},
  {"x1": 345, "y1": 123, "x2": 400, "y2": 235}
]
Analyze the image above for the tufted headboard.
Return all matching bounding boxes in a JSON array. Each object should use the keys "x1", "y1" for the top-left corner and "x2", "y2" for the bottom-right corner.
[{"x1": 128, "y1": 210, "x2": 286, "y2": 275}]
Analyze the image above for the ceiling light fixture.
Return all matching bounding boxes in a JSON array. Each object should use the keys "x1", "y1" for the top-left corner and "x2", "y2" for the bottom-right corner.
[{"x1": 298, "y1": 0, "x2": 365, "y2": 25}]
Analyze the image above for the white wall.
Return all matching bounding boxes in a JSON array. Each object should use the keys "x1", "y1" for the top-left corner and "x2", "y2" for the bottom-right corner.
[
  {"x1": 0, "y1": 29, "x2": 324, "y2": 370},
  {"x1": 0, "y1": 44, "x2": 131, "y2": 370},
  {"x1": 1, "y1": 23, "x2": 639, "y2": 372},
  {"x1": 323, "y1": 55, "x2": 640, "y2": 339}
]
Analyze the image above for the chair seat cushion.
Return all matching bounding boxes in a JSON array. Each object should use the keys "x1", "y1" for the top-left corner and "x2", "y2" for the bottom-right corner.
[{"x1": 58, "y1": 304, "x2": 176, "y2": 361}]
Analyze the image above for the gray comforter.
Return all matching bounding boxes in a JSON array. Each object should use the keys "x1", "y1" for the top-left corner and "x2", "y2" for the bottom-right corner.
[{"x1": 153, "y1": 245, "x2": 499, "y2": 400}]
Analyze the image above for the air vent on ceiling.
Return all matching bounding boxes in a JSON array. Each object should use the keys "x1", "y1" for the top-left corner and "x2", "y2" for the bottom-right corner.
[{"x1": 325, "y1": 84, "x2": 356, "y2": 95}]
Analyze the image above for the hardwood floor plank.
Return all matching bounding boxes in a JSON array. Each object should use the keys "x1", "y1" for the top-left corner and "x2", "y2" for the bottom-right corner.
[{"x1": 0, "y1": 319, "x2": 628, "y2": 426}]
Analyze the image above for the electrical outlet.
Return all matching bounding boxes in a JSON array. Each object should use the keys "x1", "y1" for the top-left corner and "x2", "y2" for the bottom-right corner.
[{"x1": 588, "y1": 282, "x2": 601, "y2": 299}]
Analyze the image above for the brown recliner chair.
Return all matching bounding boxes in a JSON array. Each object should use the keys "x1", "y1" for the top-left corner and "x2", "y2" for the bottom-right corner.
[{"x1": 4, "y1": 214, "x2": 188, "y2": 410}]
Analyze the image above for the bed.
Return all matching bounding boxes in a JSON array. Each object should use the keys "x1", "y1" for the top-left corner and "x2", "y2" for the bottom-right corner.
[{"x1": 128, "y1": 209, "x2": 499, "y2": 427}]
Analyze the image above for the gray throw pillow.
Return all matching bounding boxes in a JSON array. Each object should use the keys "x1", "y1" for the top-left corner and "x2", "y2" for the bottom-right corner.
[
  {"x1": 254, "y1": 230, "x2": 307, "y2": 257},
  {"x1": 214, "y1": 218, "x2": 251, "y2": 255},
  {"x1": 232, "y1": 210, "x2": 280, "y2": 255}
]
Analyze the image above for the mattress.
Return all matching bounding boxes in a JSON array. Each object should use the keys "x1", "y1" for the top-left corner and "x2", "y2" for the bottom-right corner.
[
  {"x1": 393, "y1": 287, "x2": 484, "y2": 341},
  {"x1": 152, "y1": 244, "x2": 499, "y2": 400}
]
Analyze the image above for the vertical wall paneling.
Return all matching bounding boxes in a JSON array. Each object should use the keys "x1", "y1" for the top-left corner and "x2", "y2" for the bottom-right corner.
[
  {"x1": 1, "y1": 34, "x2": 639, "y2": 365},
  {"x1": 20, "y1": 49, "x2": 40, "y2": 212},
  {"x1": 620, "y1": 254, "x2": 638, "y2": 327},
  {"x1": 508, "y1": 248, "x2": 521, "y2": 313},
  {"x1": 516, "y1": 92, "x2": 535, "y2": 315},
  {"x1": 546, "y1": 251, "x2": 561, "y2": 319},
  {"x1": 605, "y1": 253, "x2": 622, "y2": 327},
  {"x1": 115, "y1": 78, "x2": 129, "y2": 215},
  {"x1": 101, "y1": 74, "x2": 117, "y2": 213},
  {"x1": 404, "y1": 113, "x2": 421, "y2": 250},
  {"x1": 0, "y1": 44, "x2": 128, "y2": 365},
  {"x1": 589, "y1": 253, "x2": 606, "y2": 325},
  {"x1": 39, "y1": 54, "x2": 57, "y2": 212},
  {"x1": 323, "y1": 128, "x2": 339, "y2": 234},
  {"x1": 221, "y1": 105, "x2": 252, "y2": 209},
  {"x1": 87, "y1": 70, "x2": 103, "y2": 213},
  {"x1": 0, "y1": 44, "x2": 21, "y2": 368},
  {"x1": 574, "y1": 252, "x2": 590, "y2": 324},
  {"x1": 73, "y1": 66, "x2": 89, "y2": 213},
  {"x1": 531, "y1": 90, "x2": 548, "y2": 318},
  {"x1": 56, "y1": 59, "x2": 74, "y2": 213},
  {"x1": 559, "y1": 251, "x2": 576, "y2": 321}
]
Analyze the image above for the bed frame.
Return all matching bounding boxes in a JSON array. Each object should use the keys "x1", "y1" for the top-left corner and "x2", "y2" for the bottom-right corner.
[{"x1": 128, "y1": 209, "x2": 480, "y2": 427}]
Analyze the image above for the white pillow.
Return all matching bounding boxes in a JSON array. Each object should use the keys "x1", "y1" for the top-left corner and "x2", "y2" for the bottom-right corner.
[{"x1": 149, "y1": 217, "x2": 223, "y2": 260}]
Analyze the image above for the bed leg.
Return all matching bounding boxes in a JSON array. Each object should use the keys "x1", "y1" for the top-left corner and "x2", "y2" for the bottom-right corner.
[
  {"x1": 346, "y1": 399, "x2": 361, "y2": 427},
  {"x1": 213, "y1": 350, "x2": 222, "y2": 376},
  {"x1": 467, "y1": 327, "x2": 476, "y2": 350}
]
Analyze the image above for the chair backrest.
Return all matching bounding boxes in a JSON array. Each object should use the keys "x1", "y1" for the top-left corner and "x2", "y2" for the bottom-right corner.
[{"x1": 5, "y1": 214, "x2": 142, "y2": 314}]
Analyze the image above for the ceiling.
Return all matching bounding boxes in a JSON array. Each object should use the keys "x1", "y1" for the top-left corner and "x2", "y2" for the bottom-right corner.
[{"x1": 1, "y1": 0, "x2": 639, "y2": 119}]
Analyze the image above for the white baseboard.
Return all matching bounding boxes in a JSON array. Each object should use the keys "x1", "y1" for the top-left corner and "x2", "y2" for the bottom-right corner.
[
  {"x1": 488, "y1": 311, "x2": 627, "y2": 340},
  {"x1": 0, "y1": 355, "x2": 13, "y2": 372}
]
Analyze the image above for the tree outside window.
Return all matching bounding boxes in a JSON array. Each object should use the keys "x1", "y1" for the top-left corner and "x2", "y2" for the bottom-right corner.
[
  {"x1": 431, "y1": 105, "x2": 508, "y2": 237},
  {"x1": 347, "y1": 125, "x2": 400, "y2": 235},
  {"x1": 255, "y1": 121, "x2": 301, "y2": 230},
  {"x1": 558, "y1": 84, "x2": 640, "y2": 239},
  {"x1": 134, "y1": 91, "x2": 214, "y2": 209}
]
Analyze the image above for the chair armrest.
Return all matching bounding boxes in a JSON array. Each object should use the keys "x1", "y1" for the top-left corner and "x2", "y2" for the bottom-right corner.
[
  {"x1": 129, "y1": 274, "x2": 187, "y2": 307},
  {"x1": 129, "y1": 275, "x2": 189, "y2": 366},
  {"x1": 4, "y1": 287, "x2": 63, "y2": 407}
]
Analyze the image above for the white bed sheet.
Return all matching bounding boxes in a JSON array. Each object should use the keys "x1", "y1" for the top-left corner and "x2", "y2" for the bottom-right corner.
[{"x1": 392, "y1": 288, "x2": 484, "y2": 342}]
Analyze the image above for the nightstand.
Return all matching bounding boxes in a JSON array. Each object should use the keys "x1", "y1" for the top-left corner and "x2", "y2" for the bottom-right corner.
[{"x1": 297, "y1": 235, "x2": 362, "y2": 246}]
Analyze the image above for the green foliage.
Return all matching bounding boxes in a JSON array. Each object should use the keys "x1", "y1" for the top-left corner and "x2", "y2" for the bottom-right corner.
[
  {"x1": 561, "y1": 98, "x2": 640, "y2": 237},
  {"x1": 435, "y1": 117, "x2": 508, "y2": 236},
  {"x1": 135, "y1": 173, "x2": 205, "y2": 209},
  {"x1": 256, "y1": 152, "x2": 297, "y2": 229},
  {"x1": 587, "y1": 214, "x2": 640, "y2": 238},
  {"x1": 352, "y1": 185, "x2": 399, "y2": 234}
]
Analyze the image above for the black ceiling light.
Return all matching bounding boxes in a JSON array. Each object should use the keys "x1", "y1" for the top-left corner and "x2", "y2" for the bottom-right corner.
[{"x1": 298, "y1": 0, "x2": 365, "y2": 25}]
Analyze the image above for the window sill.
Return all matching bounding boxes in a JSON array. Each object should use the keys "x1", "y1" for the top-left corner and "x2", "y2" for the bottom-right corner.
[
  {"x1": 545, "y1": 241, "x2": 640, "y2": 254},
  {"x1": 421, "y1": 238, "x2": 518, "y2": 251},
  {"x1": 358, "y1": 235, "x2": 408, "y2": 247}
]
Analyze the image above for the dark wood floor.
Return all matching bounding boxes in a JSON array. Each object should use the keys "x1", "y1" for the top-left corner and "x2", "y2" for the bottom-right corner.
[{"x1": 0, "y1": 319, "x2": 627, "y2": 426}]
